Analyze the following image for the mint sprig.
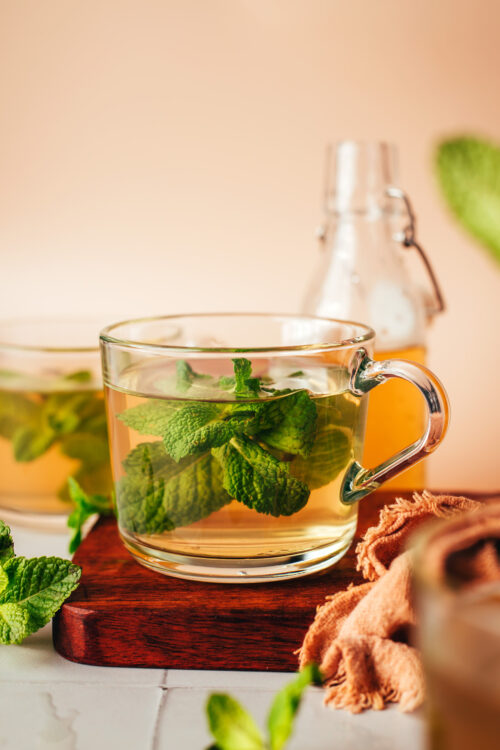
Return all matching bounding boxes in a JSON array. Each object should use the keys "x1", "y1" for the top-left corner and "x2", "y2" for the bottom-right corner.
[
  {"x1": 206, "y1": 665, "x2": 322, "y2": 750},
  {"x1": 0, "y1": 519, "x2": 81, "y2": 644},
  {"x1": 0, "y1": 370, "x2": 112, "y2": 501},
  {"x1": 67, "y1": 478, "x2": 114, "y2": 554},
  {"x1": 117, "y1": 359, "x2": 316, "y2": 531}
]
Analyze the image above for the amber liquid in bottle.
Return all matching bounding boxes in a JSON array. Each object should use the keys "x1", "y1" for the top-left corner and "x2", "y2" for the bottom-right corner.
[{"x1": 363, "y1": 345, "x2": 426, "y2": 490}]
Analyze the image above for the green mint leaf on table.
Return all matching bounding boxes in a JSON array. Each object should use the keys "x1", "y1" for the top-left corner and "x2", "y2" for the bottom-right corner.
[
  {"x1": 0, "y1": 521, "x2": 14, "y2": 564},
  {"x1": 206, "y1": 694, "x2": 264, "y2": 750},
  {"x1": 212, "y1": 436, "x2": 309, "y2": 517},
  {"x1": 67, "y1": 478, "x2": 114, "y2": 554},
  {"x1": 291, "y1": 396, "x2": 352, "y2": 490},
  {"x1": 118, "y1": 441, "x2": 231, "y2": 534},
  {"x1": 436, "y1": 136, "x2": 500, "y2": 264},
  {"x1": 0, "y1": 520, "x2": 81, "y2": 644},
  {"x1": 267, "y1": 665, "x2": 322, "y2": 750}
]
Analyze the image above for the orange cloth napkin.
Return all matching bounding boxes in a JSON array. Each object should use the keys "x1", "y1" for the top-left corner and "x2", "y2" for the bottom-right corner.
[{"x1": 298, "y1": 491, "x2": 491, "y2": 713}]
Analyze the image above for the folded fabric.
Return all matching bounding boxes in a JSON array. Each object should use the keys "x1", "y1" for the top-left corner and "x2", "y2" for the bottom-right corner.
[{"x1": 298, "y1": 492, "x2": 484, "y2": 713}]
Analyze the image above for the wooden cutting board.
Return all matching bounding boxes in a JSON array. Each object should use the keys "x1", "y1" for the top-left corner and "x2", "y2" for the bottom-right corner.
[{"x1": 52, "y1": 490, "x2": 493, "y2": 671}]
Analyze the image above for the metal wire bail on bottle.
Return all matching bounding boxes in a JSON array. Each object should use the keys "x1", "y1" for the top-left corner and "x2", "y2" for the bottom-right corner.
[{"x1": 387, "y1": 186, "x2": 446, "y2": 317}]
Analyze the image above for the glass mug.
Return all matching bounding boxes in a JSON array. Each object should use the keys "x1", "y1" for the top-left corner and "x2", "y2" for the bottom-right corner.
[
  {"x1": 0, "y1": 318, "x2": 112, "y2": 529},
  {"x1": 100, "y1": 314, "x2": 449, "y2": 582}
]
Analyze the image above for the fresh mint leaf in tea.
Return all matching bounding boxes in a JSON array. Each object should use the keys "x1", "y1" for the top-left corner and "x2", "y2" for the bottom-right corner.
[
  {"x1": 110, "y1": 358, "x2": 366, "y2": 560},
  {"x1": 0, "y1": 370, "x2": 112, "y2": 516}
]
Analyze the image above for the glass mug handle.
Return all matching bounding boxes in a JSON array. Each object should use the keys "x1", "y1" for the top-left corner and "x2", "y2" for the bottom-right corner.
[{"x1": 342, "y1": 350, "x2": 450, "y2": 504}]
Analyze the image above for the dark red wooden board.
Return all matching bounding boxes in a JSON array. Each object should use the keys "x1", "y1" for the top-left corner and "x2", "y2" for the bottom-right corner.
[{"x1": 53, "y1": 490, "x2": 495, "y2": 671}]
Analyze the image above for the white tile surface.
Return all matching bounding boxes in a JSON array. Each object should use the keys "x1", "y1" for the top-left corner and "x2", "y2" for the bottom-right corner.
[
  {"x1": 165, "y1": 668, "x2": 292, "y2": 690},
  {"x1": 0, "y1": 683, "x2": 161, "y2": 750}
]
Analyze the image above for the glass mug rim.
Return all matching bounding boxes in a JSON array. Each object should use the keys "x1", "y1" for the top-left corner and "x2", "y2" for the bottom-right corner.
[
  {"x1": 99, "y1": 312, "x2": 376, "y2": 355},
  {"x1": 0, "y1": 316, "x2": 113, "y2": 354}
]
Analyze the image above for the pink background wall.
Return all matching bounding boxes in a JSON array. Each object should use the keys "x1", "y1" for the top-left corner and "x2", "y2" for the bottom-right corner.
[{"x1": 1, "y1": 0, "x2": 499, "y2": 489}]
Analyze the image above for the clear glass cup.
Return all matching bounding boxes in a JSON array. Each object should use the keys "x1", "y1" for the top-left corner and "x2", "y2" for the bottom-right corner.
[
  {"x1": 0, "y1": 318, "x2": 112, "y2": 529},
  {"x1": 100, "y1": 313, "x2": 449, "y2": 582},
  {"x1": 414, "y1": 507, "x2": 500, "y2": 750}
]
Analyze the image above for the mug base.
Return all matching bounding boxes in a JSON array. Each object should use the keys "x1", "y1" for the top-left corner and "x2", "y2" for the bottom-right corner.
[{"x1": 121, "y1": 530, "x2": 356, "y2": 583}]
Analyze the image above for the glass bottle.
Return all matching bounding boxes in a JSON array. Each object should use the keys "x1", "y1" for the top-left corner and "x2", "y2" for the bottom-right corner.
[{"x1": 302, "y1": 141, "x2": 444, "y2": 490}]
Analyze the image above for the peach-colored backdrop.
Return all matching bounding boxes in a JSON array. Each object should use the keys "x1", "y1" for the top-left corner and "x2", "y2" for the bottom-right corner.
[{"x1": 1, "y1": 0, "x2": 499, "y2": 490}]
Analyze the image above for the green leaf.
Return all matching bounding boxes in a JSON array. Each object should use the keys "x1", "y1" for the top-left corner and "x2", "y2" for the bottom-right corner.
[
  {"x1": 212, "y1": 436, "x2": 309, "y2": 516},
  {"x1": 0, "y1": 556, "x2": 81, "y2": 644},
  {"x1": 206, "y1": 694, "x2": 264, "y2": 750},
  {"x1": 12, "y1": 425, "x2": 55, "y2": 462},
  {"x1": 117, "y1": 442, "x2": 232, "y2": 534},
  {"x1": 176, "y1": 360, "x2": 212, "y2": 393},
  {"x1": 259, "y1": 391, "x2": 317, "y2": 458},
  {"x1": 267, "y1": 665, "x2": 322, "y2": 750},
  {"x1": 436, "y1": 136, "x2": 500, "y2": 264},
  {"x1": 43, "y1": 392, "x2": 95, "y2": 435},
  {"x1": 162, "y1": 402, "x2": 264, "y2": 462},
  {"x1": 234, "y1": 359, "x2": 261, "y2": 398},
  {"x1": 60, "y1": 432, "x2": 109, "y2": 469},
  {"x1": 0, "y1": 521, "x2": 14, "y2": 566},
  {"x1": 118, "y1": 399, "x2": 181, "y2": 436},
  {"x1": 67, "y1": 478, "x2": 114, "y2": 554},
  {"x1": 0, "y1": 391, "x2": 40, "y2": 440},
  {"x1": 63, "y1": 370, "x2": 93, "y2": 383},
  {"x1": 291, "y1": 396, "x2": 353, "y2": 490}
]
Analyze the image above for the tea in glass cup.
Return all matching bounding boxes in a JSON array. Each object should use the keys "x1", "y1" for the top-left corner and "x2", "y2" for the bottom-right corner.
[
  {"x1": 0, "y1": 319, "x2": 112, "y2": 528},
  {"x1": 101, "y1": 314, "x2": 449, "y2": 582}
]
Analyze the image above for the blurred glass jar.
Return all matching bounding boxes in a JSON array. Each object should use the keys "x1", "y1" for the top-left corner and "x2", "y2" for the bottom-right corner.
[
  {"x1": 0, "y1": 319, "x2": 112, "y2": 529},
  {"x1": 302, "y1": 141, "x2": 445, "y2": 490},
  {"x1": 414, "y1": 506, "x2": 500, "y2": 750}
]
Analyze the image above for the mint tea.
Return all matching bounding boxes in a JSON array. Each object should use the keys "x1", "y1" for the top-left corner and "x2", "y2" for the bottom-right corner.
[
  {"x1": 0, "y1": 370, "x2": 112, "y2": 520},
  {"x1": 106, "y1": 357, "x2": 368, "y2": 580}
]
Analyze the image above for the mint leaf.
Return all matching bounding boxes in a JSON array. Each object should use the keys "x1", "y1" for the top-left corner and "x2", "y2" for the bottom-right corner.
[
  {"x1": 212, "y1": 436, "x2": 309, "y2": 516},
  {"x1": 234, "y1": 359, "x2": 261, "y2": 398},
  {"x1": 162, "y1": 402, "x2": 267, "y2": 462},
  {"x1": 43, "y1": 392, "x2": 95, "y2": 435},
  {"x1": 0, "y1": 554, "x2": 81, "y2": 644},
  {"x1": 118, "y1": 441, "x2": 232, "y2": 534},
  {"x1": 118, "y1": 399, "x2": 181, "y2": 435},
  {"x1": 176, "y1": 360, "x2": 212, "y2": 392},
  {"x1": 12, "y1": 425, "x2": 55, "y2": 462},
  {"x1": 0, "y1": 521, "x2": 14, "y2": 564},
  {"x1": 60, "y1": 432, "x2": 109, "y2": 469},
  {"x1": 267, "y1": 665, "x2": 322, "y2": 750},
  {"x1": 67, "y1": 478, "x2": 114, "y2": 554},
  {"x1": 291, "y1": 396, "x2": 352, "y2": 490},
  {"x1": 0, "y1": 392, "x2": 40, "y2": 440},
  {"x1": 259, "y1": 391, "x2": 317, "y2": 458},
  {"x1": 206, "y1": 694, "x2": 264, "y2": 750},
  {"x1": 436, "y1": 136, "x2": 500, "y2": 264},
  {"x1": 63, "y1": 370, "x2": 92, "y2": 383}
]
